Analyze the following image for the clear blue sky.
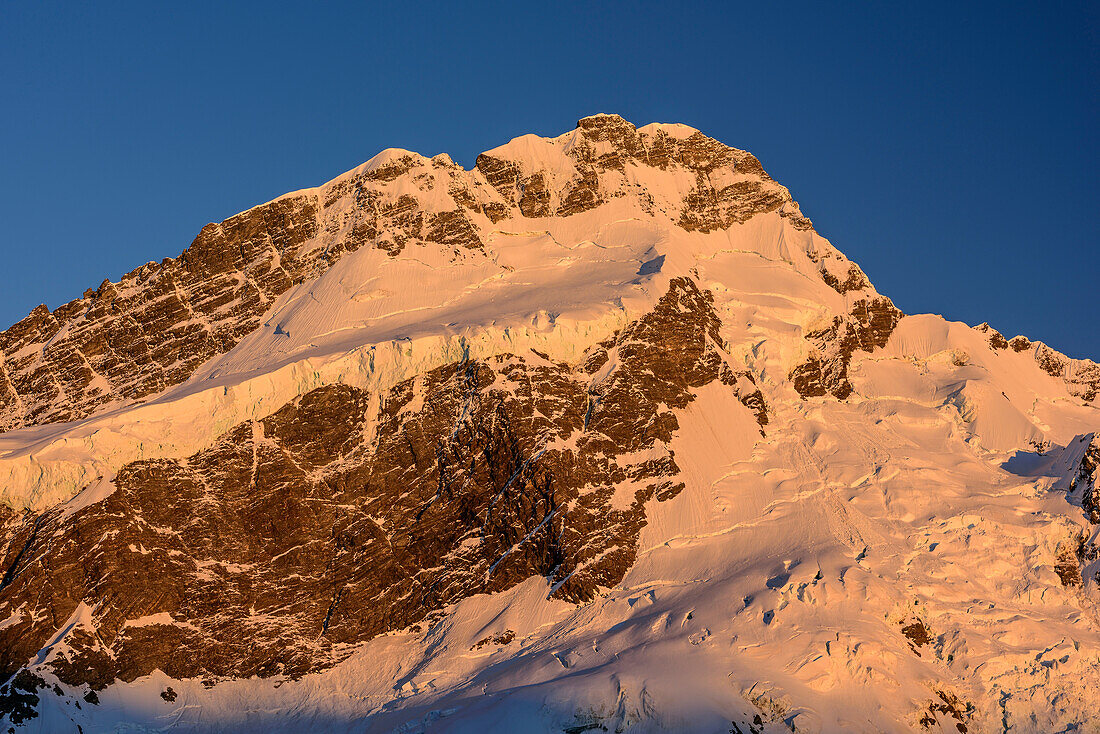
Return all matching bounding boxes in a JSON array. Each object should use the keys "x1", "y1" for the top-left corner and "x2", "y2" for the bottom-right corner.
[{"x1": 2, "y1": 1, "x2": 1096, "y2": 358}]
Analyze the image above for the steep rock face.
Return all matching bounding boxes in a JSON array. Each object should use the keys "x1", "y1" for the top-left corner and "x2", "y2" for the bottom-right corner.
[
  {"x1": 0, "y1": 153, "x2": 502, "y2": 433},
  {"x1": 0, "y1": 195, "x2": 319, "y2": 431},
  {"x1": 974, "y1": 322, "x2": 1010, "y2": 350},
  {"x1": 789, "y1": 296, "x2": 903, "y2": 399},
  {"x1": 1069, "y1": 433, "x2": 1100, "y2": 523},
  {"x1": 1033, "y1": 342, "x2": 1100, "y2": 403},
  {"x1": 0, "y1": 279, "x2": 766, "y2": 689},
  {"x1": 1, "y1": 113, "x2": 1091, "y2": 443},
  {"x1": 818, "y1": 262, "x2": 870, "y2": 294}
]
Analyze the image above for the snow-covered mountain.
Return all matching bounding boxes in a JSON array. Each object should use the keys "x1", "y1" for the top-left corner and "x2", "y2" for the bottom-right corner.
[{"x1": 0, "y1": 114, "x2": 1097, "y2": 733}]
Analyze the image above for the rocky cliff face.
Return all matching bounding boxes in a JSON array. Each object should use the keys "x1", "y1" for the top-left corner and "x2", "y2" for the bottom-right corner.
[
  {"x1": 1068, "y1": 434, "x2": 1100, "y2": 523},
  {"x1": 788, "y1": 296, "x2": 903, "y2": 399},
  {"x1": 0, "y1": 195, "x2": 319, "y2": 430},
  {"x1": 0, "y1": 279, "x2": 767, "y2": 691}
]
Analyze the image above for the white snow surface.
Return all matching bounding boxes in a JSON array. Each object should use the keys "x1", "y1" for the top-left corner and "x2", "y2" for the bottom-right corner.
[{"x1": 5, "y1": 118, "x2": 1100, "y2": 732}]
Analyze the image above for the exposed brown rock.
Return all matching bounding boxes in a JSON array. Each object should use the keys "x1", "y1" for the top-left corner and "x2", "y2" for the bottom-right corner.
[
  {"x1": 556, "y1": 167, "x2": 603, "y2": 216},
  {"x1": 575, "y1": 114, "x2": 647, "y2": 154},
  {"x1": 475, "y1": 114, "x2": 812, "y2": 230},
  {"x1": 1054, "y1": 542, "x2": 1083, "y2": 586},
  {"x1": 424, "y1": 210, "x2": 484, "y2": 251},
  {"x1": 361, "y1": 154, "x2": 422, "y2": 183},
  {"x1": 518, "y1": 172, "x2": 552, "y2": 217},
  {"x1": 480, "y1": 202, "x2": 511, "y2": 223},
  {"x1": 373, "y1": 194, "x2": 423, "y2": 256},
  {"x1": 1069, "y1": 434, "x2": 1100, "y2": 523},
  {"x1": 1065, "y1": 360, "x2": 1100, "y2": 403},
  {"x1": 790, "y1": 297, "x2": 903, "y2": 399},
  {"x1": 901, "y1": 619, "x2": 933, "y2": 655},
  {"x1": 1009, "y1": 336, "x2": 1032, "y2": 353},
  {"x1": 473, "y1": 154, "x2": 522, "y2": 200},
  {"x1": 918, "y1": 689, "x2": 973, "y2": 733},
  {"x1": 471, "y1": 150, "x2": 555, "y2": 218},
  {"x1": 471, "y1": 630, "x2": 515, "y2": 650},
  {"x1": 974, "y1": 323, "x2": 1009, "y2": 350},
  {"x1": 0, "y1": 279, "x2": 766, "y2": 690},
  {"x1": 0, "y1": 194, "x2": 318, "y2": 431},
  {"x1": 820, "y1": 263, "x2": 870, "y2": 294},
  {"x1": 1033, "y1": 343, "x2": 1100, "y2": 403},
  {"x1": 1035, "y1": 343, "x2": 1067, "y2": 377},
  {"x1": 678, "y1": 174, "x2": 789, "y2": 233}
]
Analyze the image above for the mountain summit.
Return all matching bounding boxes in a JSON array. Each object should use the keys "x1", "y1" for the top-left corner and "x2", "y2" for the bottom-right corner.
[{"x1": 0, "y1": 115, "x2": 1097, "y2": 733}]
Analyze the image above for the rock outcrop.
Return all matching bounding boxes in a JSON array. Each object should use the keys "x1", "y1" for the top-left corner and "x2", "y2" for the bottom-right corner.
[
  {"x1": 0, "y1": 279, "x2": 766, "y2": 689},
  {"x1": 1033, "y1": 342, "x2": 1100, "y2": 403},
  {"x1": 789, "y1": 297, "x2": 903, "y2": 399},
  {"x1": 1069, "y1": 433, "x2": 1100, "y2": 523},
  {"x1": 0, "y1": 195, "x2": 319, "y2": 431}
]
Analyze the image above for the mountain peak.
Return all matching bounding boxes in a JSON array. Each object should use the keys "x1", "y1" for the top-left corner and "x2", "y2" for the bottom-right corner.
[
  {"x1": 0, "y1": 115, "x2": 1098, "y2": 733},
  {"x1": 575, "y1": 111, "x2": 637, "y2": 134}
]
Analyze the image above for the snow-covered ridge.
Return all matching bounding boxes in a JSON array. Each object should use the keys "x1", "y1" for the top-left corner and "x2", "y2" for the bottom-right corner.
[
  {"x1": 0, "y1": 114, "x2": 857, "y2": 510},
  {"x1": 1, "y1": 114, "x2": 808, "y2": 430},
  {"x1": 0, "y1": 114, "x2": 1097, "y2": 733}
]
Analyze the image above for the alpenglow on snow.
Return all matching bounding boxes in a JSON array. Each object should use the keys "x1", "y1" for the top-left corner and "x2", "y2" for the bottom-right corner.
[{"x1": 0, "y1": 114, "x2": 1097, "y2": 733}]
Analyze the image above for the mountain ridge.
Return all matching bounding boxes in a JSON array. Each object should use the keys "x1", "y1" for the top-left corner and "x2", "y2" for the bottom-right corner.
[
  {"x1": 0, "y1": 115, "x2": 1097, "y2": 733},
  {"x1": 2, "y1": 114, "x2": 1094, "y2": 438}
]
